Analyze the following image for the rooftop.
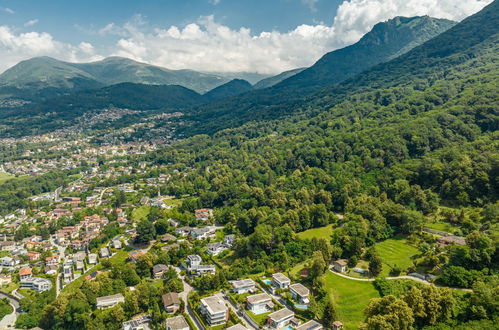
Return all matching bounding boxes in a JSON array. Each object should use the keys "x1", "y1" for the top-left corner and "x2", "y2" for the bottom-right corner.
[
  {"x1": 290, "y1": 283, "x2": 310, "y2": 297},
  {"x1": 201, "y1": 294, "x2": 227, "y2": 315},
  {"x1": 272, "y1": 272, "x2": 290, "y2": 283},
  {"x1": 165, "y1": 315, "x2": 189, "y2": 329},
  {"x1": 295, "y1": 320, "x2": 323, "y2": 330},
  {"x1": 246, "y1": 293, "x2": 271, "y2": 304},
  {"x1": 268, "y1": 308, "x2": 294, "y2": 322}
]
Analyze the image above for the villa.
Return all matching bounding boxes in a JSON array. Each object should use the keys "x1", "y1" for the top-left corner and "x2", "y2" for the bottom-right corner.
[
  {"x1": 230, "y1": 278, "x2": 256, "y2": 294},
  {"x1": 290, "y1": 283, "x2": 310, "y2": 304},
  {"x1": 272, "y1": 273, "x2": 291, "y2": 289},
  {"x1": 200, "y1": 294, "x2": 228, "y2": 326},
  {"x1": 267, "y1": 308, "x2": 295, "y2": 328},
  {"x1": 246, "y1": 293, "x2": 273, "y2": 314}
]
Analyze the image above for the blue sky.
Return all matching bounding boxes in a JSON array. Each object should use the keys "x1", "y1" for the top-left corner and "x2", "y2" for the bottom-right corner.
[
  {"x1": 0, "y1": 0, "x2": 493, "y2": 74},
  {"x1": 0, "y1": 0, "x2": 342, "y2": 44}
]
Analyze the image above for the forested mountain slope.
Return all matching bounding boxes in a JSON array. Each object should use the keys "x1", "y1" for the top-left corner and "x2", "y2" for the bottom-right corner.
[{"x1": 177, "y1": 3, "x2": 497, "y2": 137}]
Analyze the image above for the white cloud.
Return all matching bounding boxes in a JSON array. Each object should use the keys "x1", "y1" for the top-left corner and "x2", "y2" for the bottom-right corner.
[
  {"x1": 0, "y1": 25, "x2": 101, "y2": 72},
  {"x1": 110, "y1": 0, "x2": 492, "y2": 74},
  {"x1": 24, "y1": 19, "x2": 39, "y2": 27},
  {"x1": 210, "y1": 0, "x2": 221, "y2": 5},
  {"x1": 0, "y1": 0, "x2": 493, "y2": 74},
  {"x1": 2, "y1": 8, "x2": 14, "y2": 14}
]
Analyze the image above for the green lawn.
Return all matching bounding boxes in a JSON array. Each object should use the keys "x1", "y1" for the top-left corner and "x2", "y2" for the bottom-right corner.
[
  {"x1": 290, "y1": 260, "x2": 309, "y2": 278},
  {"x1": 297, "y1": 224, "x2": 334, "y2": 240},
  {"x1": 131, "y1": 206, "x2": 151, "y2": 221},
  {"x1": 248, "y1": 310, "x2": 271, "y2": 327},
  {"x1": 0, "y1": 282, "x2": 19, "y2": 294},
  {"x1": 164, "y1": 198, "x2": 183, "y2": 207},
  {"x1": 0, "y1": 172, "x2": 14, "y2": 184},
  {"x1": 0, "y1": 297, "x2": 13, "y2": 320},
  {"x1": 375, "y1": 236, "x2": 419, "y2": 276},
  {"x1": 323, "y1": 271, "x2": 380, "y2": 329},
  {"x1": 424, "y1": 221, "x2": 459, "y2": 233}
]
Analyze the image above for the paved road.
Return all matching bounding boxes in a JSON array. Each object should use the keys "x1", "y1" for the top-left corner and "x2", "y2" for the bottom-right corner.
[
  {"x1": 329, "y1": 268, "x2": 472, "y2": 291},
  {"x1": 50, "y1": 237, "x2": 66, "y2": 296},
  {"x1": 0, "y1": 292, "x2": 20, "y2": 329},
  {"x1": 221, "y1": 293, "x2": 256, "y2": 330},
  {"x1": 174, "y1": 267, "x2": 202, "y2": 330}
]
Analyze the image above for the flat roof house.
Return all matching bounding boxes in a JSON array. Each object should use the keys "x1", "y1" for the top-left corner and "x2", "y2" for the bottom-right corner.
[
  {"x1": 246, "y1": 293, "x2": 273, "y2": 314},
  {"x1": 290, "y1": 283, "x2": 310, "y2": 304},
  {"x1": 230, "y1": 278, "x2": 256, "y2": 294},
  {"x1": 96, "y1": 293, "x2": 125, "y2": 309},
  {"x1": 226, "y1": 325, "x2": 249, "y2": 330},
  {"x1": 267, "y1": 308, "x2": 294, "y2": 328},
  {"x1": 165, "y1": 315, "x2": 190, "y2": 330},
  {"x1": 20, "y1": 277, "x2": 52, "y2": 292},
  {"x1": 272, "y1": 273, "x2": 291, "y2": 289},
  {"x1": 162, "y1": 292, "x2": 181, "y2": 314},
  {"x1": 122, "y1": 315, "x2": 151, "y2": 330},
  {"x1": 295, "y1": 320, "x2": 323, "y2": 330},
  {"x1": 200, "y1": 294, "x2": 228, "y2": 326}
]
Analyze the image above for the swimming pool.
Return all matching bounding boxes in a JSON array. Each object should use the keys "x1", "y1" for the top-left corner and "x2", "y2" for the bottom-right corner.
[
  {"x1": 262, "y1": 279, "x2": 272, "y2": 285},
  {"x1": 294, "y1": 304, "x2": 309, "y2": 310},
  {"x1": 282, "y1": 326, "x2": 293, "y2": 330},
  {"x1": 252, "y1": 309, "x2": 269, "y2": 315}
]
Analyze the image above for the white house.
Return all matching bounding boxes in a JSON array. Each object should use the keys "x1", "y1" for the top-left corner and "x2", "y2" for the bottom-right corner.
[
  {"x1": 272, "y1": 273, "x2": 291, "y2": 289},
  {"x1": 96, "y1": 293, "x2": 125, "y2": 309},
  {"x1": 200, "y1": 294, "x2": 228, "y2": 326},
  {"x1": 20, "y1": 277, "x2": 52, "y2": 292},
  {"x1": 230, "y1": 278, "x2": 256, "y2": 294},
  {"x1": 246, "y1": 293, "x2": 273, "y2": 314},
  {"x1": 267, "y1": 308, "x2": 294, "y2": 329},
  {"x1": 206, "y1": 242, "x2": 226, "y2": 256},
  {"x1": 290, "y1": 283, "x2": 310, "y2": 304}
]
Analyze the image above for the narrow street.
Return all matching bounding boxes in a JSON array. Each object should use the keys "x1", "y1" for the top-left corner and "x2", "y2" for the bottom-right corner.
[{"x1": 175, "y1": 267, "x2": 202, "y2": 330}]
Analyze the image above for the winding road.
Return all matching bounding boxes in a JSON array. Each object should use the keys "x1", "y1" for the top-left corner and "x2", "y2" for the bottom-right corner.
[{"x1": 0, "y1": 292, "x2": 21, "y2": 329}]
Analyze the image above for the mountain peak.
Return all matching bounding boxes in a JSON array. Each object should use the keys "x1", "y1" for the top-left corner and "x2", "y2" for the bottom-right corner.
[{"x1": 277, "y1": 16, "x2": 457, "y2": 90}]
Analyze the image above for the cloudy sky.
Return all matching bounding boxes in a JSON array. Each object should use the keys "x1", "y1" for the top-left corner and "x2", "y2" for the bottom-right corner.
[{"x1": 0, "y1": 0, "x2": 493, "y2": 74}]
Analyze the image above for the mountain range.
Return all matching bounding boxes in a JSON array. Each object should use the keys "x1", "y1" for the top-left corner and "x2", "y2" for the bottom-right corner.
[
  {"x1": 0, "y1": 56, "x2": 230, "y2": 99},
  {"x1": 0, "y1": 14, "x2": 476, "y2": 138}
]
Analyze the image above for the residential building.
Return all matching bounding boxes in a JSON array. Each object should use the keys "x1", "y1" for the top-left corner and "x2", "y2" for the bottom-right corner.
[
  {"x1": 113, "y1": 239, "x2": 123, "y2": 249},
  {"x1": 186, "y1": 255, "x2": 202, "y2": 268},
  {"x1": 190, "y1": 227, "x2": 215, "y2": 240},
  {"x1": 223, "y1": 234, "x2": 236, "y2": 246},
  {"x1": 128, "y1": 250, "x2": 145, "y2": 262},
  {"x1": 122, "y1": 315, "x2": 151, "y2": 330},
  {"x1": 272, "y1": 273, "x2": 291, "y2": 289},
  {"x1": 246, "y1": 293, "x2": 273, "y2": 314},
  {"x1": 162, "y1": 292, "x2": 181, "y2": 313},
  {"x1": 333, "y1": 260, "x2": 348, "y2": 273},
  {"x1": 226, "y1": 325, "x2": 248, "y2": 330},
  {"x1": 200, "y1": 294, "x2": 228, "y2": 326},
  {"x1": 100, "y1": 247, "x2": 110, "y2": 258},
  {"x1": 290, "y1": 283, "x2": 310, "y2": 304},
  {"x1": 195, "y1": 208, "x2": 213, "y2": 221},
  {"x1": 0, "y1": 241, "x2": 15, "y2": 251},
  {"x1": 295, "y1": 320, "x2": 323, "y2": 330},
  {"x1": 0, "y1": 274, "x2": 12, "y2": 286},
  {"x1": 27, "y1": 251, "x2": 41, "y2": 261},
  {"x1": 165, "y1": 315, "x2": 189, "y2": 330},
  {"x1": 19, "y1": 267, "x2": 33, "y2": 280},
  {"x1": 267, "y1": 308, "x2": 294, "y2": 328},
  {"x1": 96, "y1": 293, "x2": 125, "y2": 309},
  {"x1": 175, "y1": 226, "x2": 192, "y2": 236},
  {"x1": 0, "y1": 256, "x2": 17, "y2": 267},
  {"x1": 153, "y1": 264, "x2": 168, "y2": 279},
  {"x1": 230, "y1": 278, "x2": 256, "y2": 294},
  {"x1": 206, "y1": 242, "x2": 226, "y2": 256},
  {"x1": 20, "y1": 277, "x2": 52, "y2": 292},
  {"x1": 88, "y1": 253, "x2": 98, "y2": 264}
]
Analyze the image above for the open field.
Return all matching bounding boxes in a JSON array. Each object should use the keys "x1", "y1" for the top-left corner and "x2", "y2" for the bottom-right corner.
[
  {"x1": 324, "y1": 271, "x2": 380, "y2": 329},
  {"x1": 0, "y1": 172, "x2": 14, "y2": 184},
  {"x1": 297, "y1": 224, "x2": 334, "y2": 240},
  {"x1": 375, "y1": 236, "x2": 419, "y2": 276},
  {"x1": 131, "y1": 205, "x2": 151, "y2": 221}
]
